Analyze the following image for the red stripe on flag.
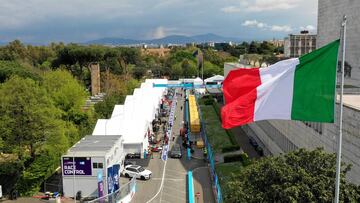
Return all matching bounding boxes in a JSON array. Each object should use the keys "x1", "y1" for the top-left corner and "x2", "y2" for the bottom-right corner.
[{"x1": 221, "y1": 68, "x2": 261, "y2": 129}]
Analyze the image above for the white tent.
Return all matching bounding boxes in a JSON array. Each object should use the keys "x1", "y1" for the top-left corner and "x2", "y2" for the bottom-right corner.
[
  {"x1": 204, "y1": 75, "x2": 224, "y2": 83},
  {"x1": 92, "y1": 79, "x2": 168, "y2": 158}
]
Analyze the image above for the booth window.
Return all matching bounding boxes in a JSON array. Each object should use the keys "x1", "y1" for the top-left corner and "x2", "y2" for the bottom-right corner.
[{"x1": 93, "y1": 162, "x2": 104, "y2": 169}]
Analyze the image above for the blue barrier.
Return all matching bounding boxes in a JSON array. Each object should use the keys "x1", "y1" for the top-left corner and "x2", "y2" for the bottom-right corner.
[
  {"x1": 197, "y1": 94, "x2": 223, "y2": 203},
  {"x1": 188, "y1": 171, "x2": 195, "y2": 203}
]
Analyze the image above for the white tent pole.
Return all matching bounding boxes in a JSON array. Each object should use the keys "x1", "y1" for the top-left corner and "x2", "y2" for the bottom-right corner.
[{"x1": 334, "y1": 15, "x2": 347, "y2": 203}]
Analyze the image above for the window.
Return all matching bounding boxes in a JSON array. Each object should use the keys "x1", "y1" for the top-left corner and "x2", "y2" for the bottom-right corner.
[{"x1": 93, "y1": 162, "x2": 103, "y2": 169}]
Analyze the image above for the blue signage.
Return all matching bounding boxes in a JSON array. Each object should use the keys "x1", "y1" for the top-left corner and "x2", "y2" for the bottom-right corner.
[{"x1": 62, "y1": 157, "x2": 92, "y2": 176}]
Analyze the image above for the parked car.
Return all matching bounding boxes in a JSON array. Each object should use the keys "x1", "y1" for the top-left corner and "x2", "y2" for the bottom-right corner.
[
  {"x1": 123, "y1": 165, "x2": 152, "y2": 180},
  {"x1": 124, "y1": 160, "x2": 136, "y2": 166},
  {"x1": 169, "y1": 144, "x2": 182, "y2": 158},
  {"x1": 249, "y1": 137, "x2": 259, "y2": 148}
]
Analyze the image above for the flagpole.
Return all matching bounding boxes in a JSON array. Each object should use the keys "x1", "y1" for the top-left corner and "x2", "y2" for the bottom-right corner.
[{"x1": 334, "y1": 15, "x2": 346, "y2": 203}]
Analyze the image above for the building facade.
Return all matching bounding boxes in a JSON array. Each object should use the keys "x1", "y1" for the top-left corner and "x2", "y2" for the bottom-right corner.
[
  {"x1": 317, "y1": 0, "x2": 360, "y2": 88},
  {"x1": 284, "y1": 31, "x2": 317, "y2": 58}
]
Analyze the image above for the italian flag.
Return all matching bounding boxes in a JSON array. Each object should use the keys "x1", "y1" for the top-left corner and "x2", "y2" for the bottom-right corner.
[{"x1": 222, "y1": 40, "x2": 340, "y2": 129}]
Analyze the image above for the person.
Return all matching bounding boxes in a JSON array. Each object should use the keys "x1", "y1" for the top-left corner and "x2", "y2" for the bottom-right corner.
[{"x1": 180, "y1": 106, "x2": 183, "y2": 111}]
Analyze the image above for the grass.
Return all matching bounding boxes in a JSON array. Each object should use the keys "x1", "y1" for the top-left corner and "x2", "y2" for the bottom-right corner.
[
  {"x1": 200, "y1": 104, "x2": 233, "y2": 153},
  {"x1": 215, "y1": 162, "x2": 244, "y2": 199}
]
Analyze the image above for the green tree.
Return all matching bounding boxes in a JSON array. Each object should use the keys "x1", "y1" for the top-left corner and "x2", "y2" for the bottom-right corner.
[
  {"x1": 181, "y1": 59, "x2": 197, "y2": 78},
  {"x1": 132, "y1": 66, "x2": 147, "y2": 80},
  {"x1": 0, "y1": 76, "x2": 62, "y2": 161},
  {"x1": 225, "y1": 148, "x2": 360, "y2": 203}
]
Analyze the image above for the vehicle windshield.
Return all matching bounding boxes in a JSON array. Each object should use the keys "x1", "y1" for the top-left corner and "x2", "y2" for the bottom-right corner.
[{"x1": 138, "y1": 167, "x2": 145, "y2": 172}]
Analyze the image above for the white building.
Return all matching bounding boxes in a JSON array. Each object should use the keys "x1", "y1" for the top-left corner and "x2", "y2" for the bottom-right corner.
[{"x1": 62, "y1": 135, "x2": 124, "y2": 198}]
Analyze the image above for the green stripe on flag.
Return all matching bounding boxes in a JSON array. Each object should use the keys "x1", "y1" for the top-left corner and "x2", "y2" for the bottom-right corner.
[{"x1": 291, "y1": 39, "x2": 340, "y2": 122}]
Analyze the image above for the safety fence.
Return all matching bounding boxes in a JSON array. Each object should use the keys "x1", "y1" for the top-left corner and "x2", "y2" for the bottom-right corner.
[
  {"x1": 86, "y1": 176, "x2": 136, "y2": 203},
  {"x1": 197, "y1": 95, "x2": 223, "y2": 203}
]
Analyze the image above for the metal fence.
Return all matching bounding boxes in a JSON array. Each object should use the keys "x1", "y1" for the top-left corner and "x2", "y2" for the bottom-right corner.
[
  {"x1": 196, "y1": 95, "x2": 223, "y2": 203},
  {"x1": 86, "y1": 176, "x2": 136, "y2": 203}
]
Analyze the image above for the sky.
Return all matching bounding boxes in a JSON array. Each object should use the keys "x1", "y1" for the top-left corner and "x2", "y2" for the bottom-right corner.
[{"x1": 0, "y1": 0, "x2": 318, "y2": 44}]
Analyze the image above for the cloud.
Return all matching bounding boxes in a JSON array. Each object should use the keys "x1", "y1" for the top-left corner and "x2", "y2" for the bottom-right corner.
[
  {"x1": 242, "y1": 20, "x2": 267, "y2": 28},
  {"x1": 300, "y1": 25, "x2": 316, "y2": 31},
  {"x1": 271, "y1": 25, "x2": 292, "y2": 32},
  {"x1": 242, "y1": 20, "x2": 292, "y2": 32},
  {"x1": 221, "y1": 0, "x2": 300, "y2": 13}
]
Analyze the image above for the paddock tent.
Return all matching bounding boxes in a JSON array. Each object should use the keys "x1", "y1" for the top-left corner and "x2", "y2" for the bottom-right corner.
[{"x1": 204, "y1": 75, "x2": 224, "y2": 84}]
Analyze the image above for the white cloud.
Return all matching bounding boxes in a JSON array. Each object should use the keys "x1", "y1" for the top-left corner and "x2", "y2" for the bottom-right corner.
[
  {"x1": 221, "y1": 0, "x2": 300, "y2": 13},
  {"x1": 271, "y1": 25, "x2": 293, "y2": 32},
  {"x1": 242, "y1": 20, "x2": 267, "y2": 28},
  {"x1": 300, "y1": 25, "x2": 316, "y2": 31},
  {"x1": 242, "y1": 19, "x2": 292, "y2": 32}
]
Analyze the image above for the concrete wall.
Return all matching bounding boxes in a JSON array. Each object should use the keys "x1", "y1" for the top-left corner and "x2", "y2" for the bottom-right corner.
[
  {"x1": 244, "y1": 104, "x2": 360, "y2": 184},
  {"x1": 318, "y1": 0, "x2": 360, "y2": 87}
]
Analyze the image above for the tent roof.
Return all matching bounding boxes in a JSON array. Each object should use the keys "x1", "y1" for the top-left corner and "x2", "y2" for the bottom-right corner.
[{"x1": 204, "y1": 75, "x2": 224, "y2": 83}]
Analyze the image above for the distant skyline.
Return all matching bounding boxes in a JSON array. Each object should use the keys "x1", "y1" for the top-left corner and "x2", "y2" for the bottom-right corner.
[{"x1": 0, "y1": 0, "x2": 318, "y2": 44}]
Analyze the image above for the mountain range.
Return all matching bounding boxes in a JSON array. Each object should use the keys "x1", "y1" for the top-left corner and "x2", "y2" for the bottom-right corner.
[{"x1": 86, "y1": 33, "x2": 242, "y2": 45}]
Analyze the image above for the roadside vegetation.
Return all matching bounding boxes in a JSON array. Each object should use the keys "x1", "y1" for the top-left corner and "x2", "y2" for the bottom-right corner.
[{"x1": 222, "y1": 148, "x2": 360, "y2": 202}]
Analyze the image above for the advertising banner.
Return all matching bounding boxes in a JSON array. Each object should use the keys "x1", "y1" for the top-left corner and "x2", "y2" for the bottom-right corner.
[
  {"x1": 97, "y1": 171, "x2": 104, "y2": 198},
  {"x1": 62, "y1": 157, "x2": 92, "y2": 176},
  {"x1": 107, "y1": 166, "x2": 114, "y2": 194},
  {"x1": 112, "y1": 164, "x2": 120, "y2": 191}
]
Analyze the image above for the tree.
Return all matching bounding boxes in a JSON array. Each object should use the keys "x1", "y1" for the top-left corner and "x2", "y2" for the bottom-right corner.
[
  {"x1": 181, "y1": 59, "x2": 197, "y2": 78},
  {"x1": 249, "y1": 41, "x2": 260, "y2": 54},
  {"x1": 225, "y1": 148, "x2": 360, "y2": 202},
  {"x1": 0, "y1": 76, "x2": 62, "y2": 161},
  {"x1": 132, "y1": 66, "x2": 147, "y2": 80}
]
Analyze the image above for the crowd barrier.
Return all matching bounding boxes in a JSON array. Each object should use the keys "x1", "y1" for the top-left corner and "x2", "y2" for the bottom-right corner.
[{"x1": 86, "y1": 176, "x2": 136, "y2": 203}]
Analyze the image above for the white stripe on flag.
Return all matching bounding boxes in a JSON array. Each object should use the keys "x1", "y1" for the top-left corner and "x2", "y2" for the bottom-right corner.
[{"x1": 254, "y1": 58, "x2": 299, "y2": 121}]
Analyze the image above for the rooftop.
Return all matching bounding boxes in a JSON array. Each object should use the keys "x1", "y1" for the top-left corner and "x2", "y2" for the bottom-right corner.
[{"x1": 65, "y1": 135, "x2": 122, "y2": 157}]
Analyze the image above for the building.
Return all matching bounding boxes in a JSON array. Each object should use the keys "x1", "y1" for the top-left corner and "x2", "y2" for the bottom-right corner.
[
  {"x1": 62, "y1": 135, "x2": 124, "y2": 198},
  {"x1": 317, "y1": 0, "x2": 360, "y2": 88},
  {"x1": 268, "y1": 39, "x2": 285, "y2": 47},
  {"x1": 284, "y1": 31, "x2": 317, "y2": 58}
]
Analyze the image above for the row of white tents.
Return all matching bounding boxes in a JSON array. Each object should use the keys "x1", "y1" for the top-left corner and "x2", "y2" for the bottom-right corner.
[{"x1": 92, "y1": 79, "x2": 168, "y2": 158}]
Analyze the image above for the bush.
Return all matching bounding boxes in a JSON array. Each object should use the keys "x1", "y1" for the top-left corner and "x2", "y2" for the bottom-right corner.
[
  {"x1": 203, "y1": 98, "x2": 214, "y2": 105},
  {"x1": 224, "y1": 153, "x2": 251, "y2": 165},
  {"x1": 222, "y1": 145, "x2": 240, "y2": 153}
]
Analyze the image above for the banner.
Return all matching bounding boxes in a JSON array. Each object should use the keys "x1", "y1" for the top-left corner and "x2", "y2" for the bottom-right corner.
[
  {"x1": 112, "y1": 164, "x2": 120, "y2": 191},
  {"x1": 62, "y1": 157, "x2": 92, "y2": 176},
  {"x1": 107, "y1": 166, "x2": 114, "y2": 194},
  {"x1": 97, "y1": 171, "x2": 104, "y2": 198}
]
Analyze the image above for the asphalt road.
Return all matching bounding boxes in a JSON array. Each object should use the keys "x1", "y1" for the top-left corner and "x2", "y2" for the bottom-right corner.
[{"x1": 131, "y1": 89, "x2": 215, "y2": 203}]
